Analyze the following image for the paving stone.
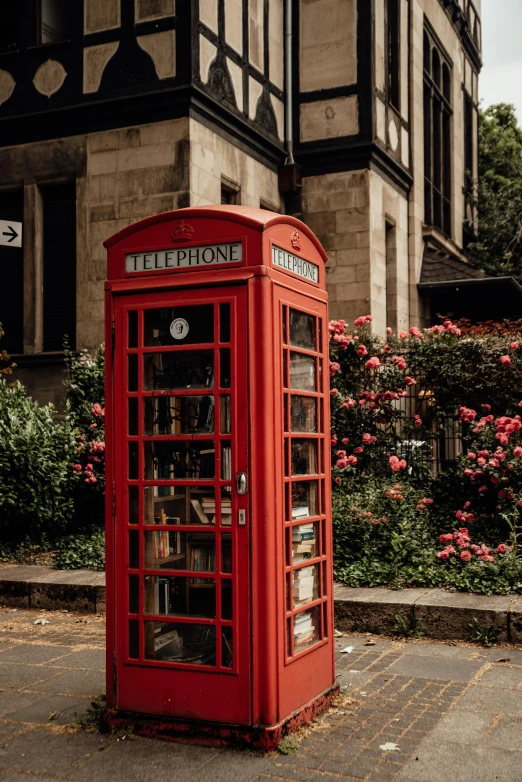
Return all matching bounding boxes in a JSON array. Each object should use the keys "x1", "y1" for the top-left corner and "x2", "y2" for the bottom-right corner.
[
  {"x1": 0, "y1": 645, "x2": 72, "y2": 665},
  {"x1": 47, "y1": 650, "x2": 105, "y2": 670},
  {"x1": 0, "y1": 664, "x2": 59, "y2": 690},
  {"x1": 476, "y1": 665, "x2": 522, "y2": 688},
  {"x1": 28, "y1": 669, "x2": 105, "y2": 698},
  {"x1": 387, "y1": 654, "x2": 484, "y2": 682},
  {"x1": 484, "y1": 716, "x2": 522, "y2": 750},
  {"x1": 2, "y1": 694, "x2": 91, "y2": 725},
  {"x1": 398, "y1": 641, "x2": 478, "y2": 659},
  {"x1": 457, "y1": 685, "x2": 522, "y2": 715},
  {"x1": 0, "y1": 726, "x2": 106, "y2": 776},
  {"x1": 0, "y1": 693, "x2": 47, "y2": 718},
  {"x1": 425, "y1": 708, "x2": 493, "y2": 743},
  {"x1": 397, "y1": 741, "x2": 522, "y2": 782}
]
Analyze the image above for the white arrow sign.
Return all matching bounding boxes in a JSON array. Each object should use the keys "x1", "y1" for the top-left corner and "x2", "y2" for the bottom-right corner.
[{"x1": 0, "y1": 220, "x2": 22, "y2": 248}]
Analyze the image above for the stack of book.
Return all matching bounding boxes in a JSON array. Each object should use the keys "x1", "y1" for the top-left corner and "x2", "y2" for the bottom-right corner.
[
  {"x1": 199, "y1": 496, "x2": 232, "y2": 526},
  {"x1": 293, "y1": 565, "x2": 316, "y2": 606},
  {"x1": 292, "y1": 523, "x2": 316, "y2": 563},
  {"x1": 292, "y1": 505, "x2": 310, "y2": 520},
  {"x1": 293, "y1": 611, "x2": 317, "y2": 649}
]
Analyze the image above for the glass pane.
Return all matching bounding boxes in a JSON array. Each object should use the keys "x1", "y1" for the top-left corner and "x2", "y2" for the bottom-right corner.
[
  {"x1": 129, "y1": 620, "x2": 139, "y2": 659},
  {"x1": 145, "y1": 621, "x2": 216, "y2": 664},
  {"x1": 283, "y1": 351, "x2": 288, "y2": 387},
  {"x1": 144, "y1": 396, "x2": 214, "y2": 435},
  {"x1": 128, "y1": 310, "x2": 138, "y2": 348},
  {"x1": 144, "y1": 576, "x2": 215, "y2": 618},
  {"x1": 129, "y1": 485, "x2": 139, "y2": 524},
  {"x1": 222, "y1": 580, "x2": 232, "y2": 620},
  {"x1": 129, "y1": 530, "x2": 139, "y2": 569},
  {"x1": 128, "y1": 354, "x2": 138, "y2": 391},
  {"x1": 292, "y1": 564, "x2": 319, "y2": 608},
  {"x1": 291, "y1": 396, "x2": 317, "y2": 433},
  {"x1": 129, "y1": 442, "x2": 139, "y2": 479},
  {"x1": 282, "y1": 305, "x2": 288, "y2": 344},
  {"x1": 144, "y1": 306, "x2": 214, "y2": 346},
  {"x1": 290, "y1": 310, "x2": 315, "y2": 350},
  {"x1": 221, "y1": 533, "x2": 232, "y2": 572},
  {"x1": 292, "y1": 606, "x2": 321, "y2": 653},
  {"x1": 144, "y1": 441, "x2": 215, "y2": 480},
  {"x1": 128, "y1": 397, "x2": 139, "y2": 436},
  {"x1": 220, "y1": 395, "x2": 231, "y2": 434},
  {"x1": 222, "y1": 627, "x2": 233, "y2": 668},
  {"x1": 291, "y1": 522, "x2": 318, "y2": 564},
  {"x1": 219, "y1": 303, "x2": 230, "y2": 343},
  {"x1": 290, "y1": 353, "x2": 316, "y2": 391},
  {"x1": 221, "y1": 441, "x2": 232, "y2": 481},
  {"x1": 144, "y1": 487, "x2": 216, "y2": 526},
  {"x1": 144, "y1": 351, "x2": 214, "y2": 391},
  {"x1": 220, "y1": 487, "x2": 232, "y2": 527},
  {"x1": 220, "y1": 349, "x2": 231, "y2": 388},
  {"x1": 292, "y1": 439, "x2": 317, "y2": 475},
  {"x1": 129, "y1": 575, "x2": 139, "y2": 613},
  {"x1": 144, "y1": 530, "x2": 215, "y2": 571},
  {"x1": 292, "y1": 481, "x2": 318, "y2": 519}
]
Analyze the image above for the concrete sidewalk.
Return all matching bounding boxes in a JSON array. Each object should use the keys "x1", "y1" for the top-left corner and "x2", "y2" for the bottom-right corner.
[{"x1": 0, "y1": 608, "x2": 520, "y2": 781}]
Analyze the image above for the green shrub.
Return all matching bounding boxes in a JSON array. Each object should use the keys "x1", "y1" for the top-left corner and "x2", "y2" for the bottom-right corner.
[
  {"x1": 64, "y1": 346, "x2": 106, "y2": 529},
  {"x1": 53, "y1": 531, "x2": 105, "y2": 571},
  {"x1": 0, "y1": 380, "x2": 77, "y2": 542}
]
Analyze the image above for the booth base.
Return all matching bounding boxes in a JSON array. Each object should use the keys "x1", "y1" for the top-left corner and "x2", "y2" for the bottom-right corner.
[{"x1": 105, "y1": 683, "x2": 340, "y2": 751}]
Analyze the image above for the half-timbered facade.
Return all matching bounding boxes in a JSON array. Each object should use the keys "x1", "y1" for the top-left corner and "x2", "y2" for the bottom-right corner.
[{"x1": 0, "y1": 0, "x2": 483, "y2": 404}]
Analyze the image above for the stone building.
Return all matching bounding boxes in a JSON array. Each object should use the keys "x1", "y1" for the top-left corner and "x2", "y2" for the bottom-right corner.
[{"x1": 0, "y1": 0, "x2": 487, "y2": 404}]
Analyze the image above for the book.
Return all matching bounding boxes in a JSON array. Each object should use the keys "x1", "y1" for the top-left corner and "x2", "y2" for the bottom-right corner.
[
  {"x1": 292, "y1": 506, "x2": 309, "y2": 519},
  {"x1": 191, "y1": 499, "x2": 210, "y2": 524}
]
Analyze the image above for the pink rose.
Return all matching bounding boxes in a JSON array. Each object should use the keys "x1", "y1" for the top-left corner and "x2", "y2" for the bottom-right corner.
[
  {"x1": 354, "y1": 446, "x2": 364, "y2": 454},
  {"x1": 514, "y1": 446, "x2": 522, "y2": 457},
  {"x1": 342, "y1": 437, "x2": 350, "y2": 445},
  {"x1": 436, "y1": 550, "x2": 450, "y2": 561},
  {"x1": 500, "y1": 355, "x2": 511, "y2": 366},
  {"x1": 399, "y1": 331, "x2": 408, "y2": 339},
  {"x1": 331, "y1": 388, "x2": 339, "y2": 396},
  {"x1": 460, "y1": 550, "x2": 472, "y2": 562},
  {"x1": 365, "y1": 356, "x2": 381, "y2": 370},
  {"x1": 91, "y1": 403, "x2": 105, "y2": 417},
  {"x1": 362, "y1": 433, "x2": 372, "y2": 444},
  {"x1": 386, "y1": 327, "x2": 393, "y2": 334},
  {"x1": 497, "y1": 544, "x2": 507, "y2": 554},
  {"x1": 510, "y1": 342, "x2": 519, "y2": 350},
  {"x1": 329, "y1": 362, "x2": 341, "y2": 376},
  {"x1": 405, "y1": 376, "x2": 416, "y2": 386},
  {"x1": 357, "y1": 345, "x2": 368, "y2": 357}
]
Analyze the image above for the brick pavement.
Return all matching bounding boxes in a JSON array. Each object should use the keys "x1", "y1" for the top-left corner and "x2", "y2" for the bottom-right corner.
[{"x1": 0, "y1": 608, "x2": 520, "y2": 781}]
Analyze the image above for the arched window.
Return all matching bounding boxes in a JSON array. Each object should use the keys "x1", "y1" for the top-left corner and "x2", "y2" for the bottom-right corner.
[{"x1": 423, "y1": 28, "x2": 453, "y2": 237}]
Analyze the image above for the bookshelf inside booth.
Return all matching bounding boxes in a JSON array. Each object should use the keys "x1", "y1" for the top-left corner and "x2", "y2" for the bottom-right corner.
[
  {"x1": 282, "y1": 303, "x2": 328, "y2": 659},
  {"x1": 126, "y1": 299, "x2": 237, "y2": 669}
]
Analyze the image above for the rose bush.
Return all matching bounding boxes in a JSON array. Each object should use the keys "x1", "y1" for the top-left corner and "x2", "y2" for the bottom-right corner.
[{"x1": 330, "y1": 316, "x2": 522, "y2": 594}]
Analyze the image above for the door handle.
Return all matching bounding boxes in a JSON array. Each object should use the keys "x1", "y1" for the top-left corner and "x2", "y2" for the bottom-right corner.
[{"x1": 236, "y1": 472, "x2": 248, "y2": 495}]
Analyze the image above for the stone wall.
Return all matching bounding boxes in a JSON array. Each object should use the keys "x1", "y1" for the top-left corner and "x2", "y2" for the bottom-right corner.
[{"x1": 301, "y1": 169, "x2": 410, "y2": 333}]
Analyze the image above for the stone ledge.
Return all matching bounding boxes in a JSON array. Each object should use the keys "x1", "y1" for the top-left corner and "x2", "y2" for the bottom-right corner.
[
  {"x1": 0, "y1": 565, "x2": 105, "y2": 613},
  {"x1": 334, "y1": 584, "x2": 522, "y2": 643}
]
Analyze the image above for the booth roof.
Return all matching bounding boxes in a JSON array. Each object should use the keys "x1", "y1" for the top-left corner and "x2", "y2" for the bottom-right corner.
[{"x1": 103, "y1": 205, "x2": 328, "y2": 262}]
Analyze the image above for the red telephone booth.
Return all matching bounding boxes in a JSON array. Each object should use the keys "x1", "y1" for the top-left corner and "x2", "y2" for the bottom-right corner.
[{"x1": 104, "y1": 206, "x2": 338, "y2": 749}]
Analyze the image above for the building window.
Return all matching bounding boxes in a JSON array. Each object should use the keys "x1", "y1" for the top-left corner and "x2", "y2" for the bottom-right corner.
[
  {"x1": 385, "y1": 220, "x2": 398, "y2": 332},
  {"x1": 260, "y1": 198, "x2": 281, "y2": 213},
  {"x1": 221, "y1": 179, "x2": 240, "y2": 206},
  {"x1": 0, "y1": 190, "x2": 24, "y2": 353},
  {"x1": 41, "y1": 183, "x2": 76, "y2": 351},
  {"x1": 38, "y1": 0, "x2": 71, "y2": 44},
  {"x1": 387, "y1": 0, "x2": 400, "y2": 111},
  {"x1": 423, "y1": 28, "x2": 452, "y2": 237}
]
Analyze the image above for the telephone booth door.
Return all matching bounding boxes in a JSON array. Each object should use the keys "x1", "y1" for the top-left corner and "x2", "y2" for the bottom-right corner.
[{"x1": 112, "y1": 285, "x2": 251, "y2": 724}]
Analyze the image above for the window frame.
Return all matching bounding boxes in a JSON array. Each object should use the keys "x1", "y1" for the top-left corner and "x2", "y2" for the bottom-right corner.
[{"x1": 423, "y1": 24, "x2": 453, "y2": 238}]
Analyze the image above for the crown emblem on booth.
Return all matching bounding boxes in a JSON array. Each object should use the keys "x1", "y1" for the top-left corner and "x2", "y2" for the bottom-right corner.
[
  {"x1": 291, "y1": 230, "x2": 301, "y2": 251},
  {"x1": 170, "y1": 220, "x2": 195, "y2": 242}
]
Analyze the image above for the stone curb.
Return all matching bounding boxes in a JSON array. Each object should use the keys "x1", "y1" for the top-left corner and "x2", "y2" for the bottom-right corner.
[
  {"x1": 0, "y1": 566, "x2": 521, "y2": 644},
  {"x1": 0, "y1": 565, "x2": 105, "y2": 613},
  {"x1": 334, "y1": 584, "x2": 522, "y2": 644}
]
